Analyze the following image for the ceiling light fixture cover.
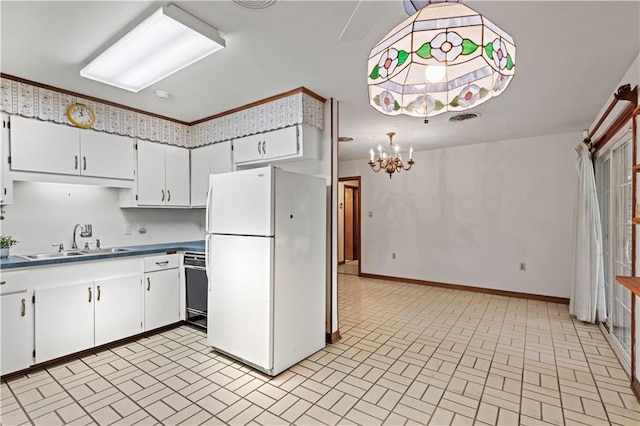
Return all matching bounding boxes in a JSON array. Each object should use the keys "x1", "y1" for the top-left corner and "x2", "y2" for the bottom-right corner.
[
  {"x1": 81, "y1": 4, "x2": 225, "y2": 93},
  {"x1": 368, "y1": 1, "x2": 515, "y2": 118}
]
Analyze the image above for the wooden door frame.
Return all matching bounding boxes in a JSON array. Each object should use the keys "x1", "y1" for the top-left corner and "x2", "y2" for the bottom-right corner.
[{"x1": 339, "y1": 176, "x2": 362, "y2": 276}]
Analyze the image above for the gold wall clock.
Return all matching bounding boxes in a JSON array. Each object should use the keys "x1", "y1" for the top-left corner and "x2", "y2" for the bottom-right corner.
[{"x1": 67, "y1": 103, "x2": 96, "y2": 128}]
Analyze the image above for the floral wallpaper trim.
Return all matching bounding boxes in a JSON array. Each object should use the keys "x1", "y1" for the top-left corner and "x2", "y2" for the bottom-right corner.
[
  {"x1": 0, "y1": 77, "x2": 324, "y2": 149},
  {"x1": 190, "y1": 93, "x2": 325, "y2": 147},
  {"x1": 0, "y1": 78, "x2": 191, "y2": 147}
]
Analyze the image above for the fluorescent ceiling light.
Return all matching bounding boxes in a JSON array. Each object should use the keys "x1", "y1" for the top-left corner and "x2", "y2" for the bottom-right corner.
[{"x1": 81, "y1": 4, "x2": 225, "y2": 93}]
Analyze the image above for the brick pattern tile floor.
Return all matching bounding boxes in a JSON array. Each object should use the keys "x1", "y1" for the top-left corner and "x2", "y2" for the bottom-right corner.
[{"x1": 2, "y1": 273, "x2": 640, "y2": 425}]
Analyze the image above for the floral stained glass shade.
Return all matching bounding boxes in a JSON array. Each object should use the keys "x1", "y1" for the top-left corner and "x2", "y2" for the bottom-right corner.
[{"x1": 368, "y1": 2, "x2": 516, "y2": 118}]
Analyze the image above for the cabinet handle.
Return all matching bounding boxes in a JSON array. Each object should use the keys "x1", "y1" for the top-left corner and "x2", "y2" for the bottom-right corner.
[
  {"x1": 21, "y1": 299, "x2": 25, "y2": 317},
  {"x1": 257, "y1": 141, "x2": 261, "y2": 154},
  {"x1": 147, "y1": 277, "x2": 151, "y2": 291},
  {"x1": 83, "y1": 156, "x2": 87, "y2": 171},
  {"x1": 167, "y1": 190, "x2": 171, "y2": 202},
  {"x1": 262, "y1": 141, "x2": 266, "y2": 155},
  {"x1": 0, "y1": 280, "x2": 5, "y2": 285},
  {"x1": 155, "y1": 261, "x2": 169, "y2": 266},
  {"x1": 74, "y1": 155, "x2": 78, "y2": 170},
  {"x1": 161, "y1": 190, "x2": 165, "y2": 202},
  {"x1": 97, "y1": 285, "x2": 101, "y2": 301},
  {"x1": 88, "y1": 287, "x2": 92, "y2": 302}
]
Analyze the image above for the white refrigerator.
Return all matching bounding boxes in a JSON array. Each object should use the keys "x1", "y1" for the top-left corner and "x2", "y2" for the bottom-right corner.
[{"x1": 205, "y1": 166, "x2": 326, "y2": 376}]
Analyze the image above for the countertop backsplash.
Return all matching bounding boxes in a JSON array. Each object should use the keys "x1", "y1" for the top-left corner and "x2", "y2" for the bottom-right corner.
[{"x1": 1, "y1": 181, "x2": 205, "y2": 256}]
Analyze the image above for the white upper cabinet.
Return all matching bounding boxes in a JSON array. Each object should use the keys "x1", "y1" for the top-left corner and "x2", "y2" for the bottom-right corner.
[
  {"x1": 137, "y1": 140, "x2": 190, "y2": 206},
  {"x1": 1, "y1": 115, "x2": 13, "y2": 205},
  {"x1": 233, "y1": 124, "x2": 320, "y2": 166},
  {"x1": 79, "y1": 130, "x2": 134, "y2": 180},
  {"x1": 9, "y1": 115, "x2": 135, "y2": 181},
  {"x1": 190, "y1": 141, "x2": 233, "y2": 207},
  {"x1": 165, "y1": 145, "x2": 190, "y2": 207},
  {"x1": 10, "y1": 115, "x2": 80, "y2": 175}
]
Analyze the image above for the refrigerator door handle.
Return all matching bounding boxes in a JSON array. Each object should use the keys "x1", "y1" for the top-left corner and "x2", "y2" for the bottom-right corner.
[
  {"x1": 205, "y1": 177, "x2": 213, "y2": 233},
  {"x1": 205, "y1": 234, "x2": 211, "y2": 291}
]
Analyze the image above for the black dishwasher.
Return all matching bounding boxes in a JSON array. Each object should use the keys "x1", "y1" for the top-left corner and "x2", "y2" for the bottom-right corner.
[{"x1": 184, "y1": 252, "x2": 207, "y2": 329}]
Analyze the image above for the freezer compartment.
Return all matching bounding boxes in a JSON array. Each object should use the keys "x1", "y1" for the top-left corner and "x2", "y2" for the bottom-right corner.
[
  {"x1": 207, "y1": 234, "x2": 273, "y2": 370},
  {"x1": 207, "y1": 167, "x2": 274, "y2": 236}
]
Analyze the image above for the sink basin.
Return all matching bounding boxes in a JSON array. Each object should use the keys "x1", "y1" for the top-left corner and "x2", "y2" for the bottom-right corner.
[
  {"x1": 18, "y1": 251, "x2": 87, "y2": 260},
  {"x1": 17, "y1": 247, "x2": 132, "y2": 261},
  {"x1": 80, "y1": 247, "x2": 132, "y2": 255}
]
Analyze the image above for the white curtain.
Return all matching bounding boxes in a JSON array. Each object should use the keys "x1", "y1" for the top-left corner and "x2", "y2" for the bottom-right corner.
[{"x1": 570, "y1": 142, "x2": 607, "y2": 323}]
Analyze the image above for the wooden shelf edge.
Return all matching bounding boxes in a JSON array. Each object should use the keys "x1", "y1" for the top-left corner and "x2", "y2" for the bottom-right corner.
[{"x1": 616, "y1": 276, "x2": 640, "y2": 296}]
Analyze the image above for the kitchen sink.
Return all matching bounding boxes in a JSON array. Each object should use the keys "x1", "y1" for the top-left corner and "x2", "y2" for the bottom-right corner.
[
  {"x1": 80, "y1": 247, "x2": 132, "y2": 255},
  {"x1": 18, "y1": 247, "x2": 132, "y2": 261},
  {"x1": 18, "y1": 251, "x2": 87, "y2": 260}
]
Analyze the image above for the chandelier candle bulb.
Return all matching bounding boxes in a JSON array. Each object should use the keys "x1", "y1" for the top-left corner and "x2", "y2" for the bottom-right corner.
[
  {"x1": 370, "y1": 149, "x2": 374, "y2": 162},
  {"x1": 410, "y1": 146, "x2": 413, "y2": 160}
]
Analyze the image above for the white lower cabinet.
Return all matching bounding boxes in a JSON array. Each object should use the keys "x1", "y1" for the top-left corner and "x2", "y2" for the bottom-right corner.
[
  {"x1": 94, "y1": 274, "x2": 143, "y2": 347},
  {"x1": 35, "y1": 282, "x2": 94, "y2": 364},
  {"x1": 144, "y1": 268, "x2": 180, "y2": 331},
  {"x1": 30, "y1": 258, "x2": 144, "y2": 366},
  {"x1": 3, "y1": 255, "x2": 181, "y2": 373},
  {"x1": 1, "y1": 290, "x2": 33, "y2": 375}
]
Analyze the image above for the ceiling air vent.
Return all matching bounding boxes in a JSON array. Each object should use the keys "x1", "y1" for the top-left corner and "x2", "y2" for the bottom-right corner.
[
  {"x1": 233, "y1": 0, "x2": 277, "y2": 9},
  {"x1": 449, "y1": 113, "x2": 479, "y2": 123}
]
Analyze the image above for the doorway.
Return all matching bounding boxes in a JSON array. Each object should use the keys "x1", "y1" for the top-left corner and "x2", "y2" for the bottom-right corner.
[{"x1": 338, "y1": 176, "x2": 361, "y2": 276}]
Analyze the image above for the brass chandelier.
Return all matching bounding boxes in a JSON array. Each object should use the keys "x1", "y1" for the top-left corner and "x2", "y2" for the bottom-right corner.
[{"x1": 368, "y1": 132, "x2": 414, "y2": 178}]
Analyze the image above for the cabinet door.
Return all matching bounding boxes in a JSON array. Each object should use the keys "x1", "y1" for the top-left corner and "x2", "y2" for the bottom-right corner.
[
  {"x1": 144, "y1": 269, "x2": 179, "y2": 331},
  {"x1": 1, "y1": 292, "x2": 32, "y2": 375},
  {"x1": 137, "y1": 140, "x2": 166, "y2": 206},
  {"x1": 80, "y1": 130, "x2": 134, "y2": 180},
  {"x1": 233, "y1": 133, "x2": 263, "y2": 164},
  {"x1": 10, "y1": 115, "x2": 80, "y2": 175},
  {"x1": 94, "y1": 274, "x2": 142, "y2": 346},
  {"x1": 165, "y1": 144, "x2": 190, "y2": 206},
  {"x1": 190, "y1": 142, "x2": 233, "y2": 207},
  {"x1": 262, "y1": 126, "x2": 299, "y2": 161},
  {"x1": 35, "y1": 283, "x2": 94, "y2": 363},
  {"x1": 0, "y1": 116, "x2": 10, "y2": 205}
]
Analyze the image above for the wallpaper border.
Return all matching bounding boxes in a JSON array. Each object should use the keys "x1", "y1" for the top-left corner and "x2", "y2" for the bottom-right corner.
[{"x1": 0, "y1": 76, "x2": 325, "y2": 148}]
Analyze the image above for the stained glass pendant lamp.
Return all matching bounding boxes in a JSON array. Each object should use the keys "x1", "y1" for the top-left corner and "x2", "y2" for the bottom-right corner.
[{"x1": 367, "y1": 0, "x2": 516, "y2": 120}]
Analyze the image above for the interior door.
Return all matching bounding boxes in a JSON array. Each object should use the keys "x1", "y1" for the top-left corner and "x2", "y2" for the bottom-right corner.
[
  {"x1": 210, "y1": 167, "x2": 273, "y2": 236},
  {"x1": 208, "y1": 234, "x2": 272, "y2": 370},
  {"x1": 344, "y1": 186, "x2": 354, "y2": 260}
]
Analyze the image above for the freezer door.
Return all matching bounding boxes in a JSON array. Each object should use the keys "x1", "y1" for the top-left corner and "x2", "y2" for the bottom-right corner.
[
  {"x1": 209, "y1": 167, "x2": 274, "y2": 236},
  {"x1": 207, "y1": 234, "x2": 273, "y2": 370}
]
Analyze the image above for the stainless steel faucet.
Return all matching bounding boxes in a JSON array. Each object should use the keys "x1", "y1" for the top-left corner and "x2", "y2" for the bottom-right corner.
[
  {"x1": 72, "y1": 224, "x2": 93, "y2": 249},
  {"x1": 72, "y1": 224, "x2": 81, "y2": 249}
]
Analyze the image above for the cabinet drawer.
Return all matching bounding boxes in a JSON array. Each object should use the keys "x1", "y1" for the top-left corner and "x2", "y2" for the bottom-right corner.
[
  {"x1": 144, "y1": 254, "x2": 179, "y2": 272},
  {"x1": 0, "y1": 270, "x2": 28, "y2": 295}
]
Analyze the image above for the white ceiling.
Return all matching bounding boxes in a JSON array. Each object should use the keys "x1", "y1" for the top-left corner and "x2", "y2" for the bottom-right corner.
[{"x1": 1, "y1": 1, "x2": 639, "y2": 161}]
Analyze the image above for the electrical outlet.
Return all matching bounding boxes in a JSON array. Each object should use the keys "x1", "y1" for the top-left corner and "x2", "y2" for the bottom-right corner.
[
  {"x1": 368, "y1": 211, "x2": 373, "y2": 218},
  {"x1": 519, "y1": 262, "x2": 526, "y2": 271},
  {"x1": 137, "y1": 224, "x2": 147, "y2": 234},
  {"x1": 123, "y1": 223, "x2": 131, "y2": 235},
  {"x1": 392, "y1": 252, "x2": 396, "y2": 259}
]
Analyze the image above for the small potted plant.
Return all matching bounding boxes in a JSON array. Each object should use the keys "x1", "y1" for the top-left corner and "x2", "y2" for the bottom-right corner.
[{"x1": 0, "y1": 235, "x2": 19, "y2": 258}]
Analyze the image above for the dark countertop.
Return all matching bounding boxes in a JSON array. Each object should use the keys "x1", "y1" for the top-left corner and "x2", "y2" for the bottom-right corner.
[{"x1": 0, "y1": 240, "x2": 205, "y2": 270}]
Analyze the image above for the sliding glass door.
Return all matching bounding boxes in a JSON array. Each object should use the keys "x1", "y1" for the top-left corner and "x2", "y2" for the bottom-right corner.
[{"x1": 596, "y1": 134, "x2": 633, "y2": 370}]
